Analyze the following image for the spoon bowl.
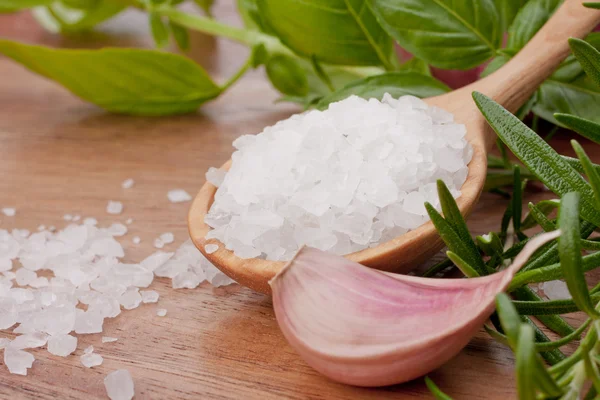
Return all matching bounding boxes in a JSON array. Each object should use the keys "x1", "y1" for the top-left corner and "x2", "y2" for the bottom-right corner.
[{"x1": 189, "y1": 0, "x2": 600, "y2": 294}]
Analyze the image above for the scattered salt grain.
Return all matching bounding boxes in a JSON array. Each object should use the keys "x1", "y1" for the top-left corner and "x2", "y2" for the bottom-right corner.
[
  {"x1": 153, "y1": 238, "x2": 164, "y2": 249},
  {"x1": 2, "y1": 208, "x2": 16, "y2": 217},
  {"x1": 63, "y1": 214, "x2": 73, "y2": 221},
  {"x1": 140, "y1": 251, "x2": 173, "y2": 272},
  {"x1": 167, "y1": 189, "x2": 192, "y2": 203},
  {"x1": 119, "y1": 287, "x2": 142, "y2": 310},
  {"x1": 121, "y1": 179, "x2": 135, "y2": 189},
  {"x1": 157, "y1": 308, "x2": 167, "y2": 317},
  {"x1": 541, "y1": 280, "x2": 571, "y2": 300},
  {"x1": 106, "y1": 201, "x2": 124, "y2": 215},
  {"x1": 0, "y1": 338, "x2": 10, "y2": 349},
  {"x1": 75, "y1": 310, "x2": 104, "y2": 334},
  {"x1": 4, "y1": 347, "x2": 34, "y2": 375},
  {"x1": 83, "y1": 217, "x2": 98, "y2": 226},
  {"x1": 102, "y1": 336, "x2": 118, "y2": 343},
  {"x1": 73, "y1": 215, "x2": 81, "y2": 222},
  {"x1": 206, "y1": 167, "x2": 226, "y2": 187},
  {"x1": 47, "y1": 334, "x2": 77, "y2": 357},
  {"x1": 108, "y1": 223, "x2": 128, "y2": 237},
  {"x1": 205, "y1": 94, "x2": 471, "y2": 261},
  {"x1": 140, "y1": 290, "x2": 159, "y2": 303},
  {"x1": 81, "y1": 351, "x2": 103, "y2": 368},
  {"x1": 125, "y1": 218, "x2": 133, "y2": 225},
  {"x1": 15, "y1": 268, "x2": 37, "y2": 286},
  {"x1": 37, "y1": 225, "x2": 46, "y2": 231},
  {"x1": 9, "y1": 332, "x2": 48, "y2": 349},
  {"x1": 104, "y1": 369, "x2": 135, "y2": 400},
  {"x1": 84, "y1": 345, "x2": 94, "y2": 354},
  {"x1": 132, "y1": 236, "x2": 141, "y2": 244},
  {"x1": 205, "y1": 244, "x2": 219, "y2": 254},
  {"x1": 159, "y1": 232, "x2": 174, "y2": 244},
  {"x1": 172, "y1": 271, "x2": 202, "y2": 289}
]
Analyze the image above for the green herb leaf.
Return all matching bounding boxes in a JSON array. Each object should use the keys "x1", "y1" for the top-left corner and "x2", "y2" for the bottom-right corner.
[
  {"x1": 515, "y1": 324, "x2": 537, "y2": 400},
  {"x1": 569, "y1": 37, "x2": 600, "y2": 88},
  {"x1": 513, "y1": 294, "x2": 600, "y2": 315},
  {"x1": 585, "y1": 2, "x2": 600, "y2": 9},
  {"x1": 310, "y1": 55, "x2": 335, "y2": 93},
  {"x1": 472, "y1": 92, "x2": 600, "y2": 227},
  {"x1": 446, "y1": 251, "x2": 479, "y2": 278},
  {"x1": 194, "y1": 0, "x2": 214, "y2": 17},
  {"x1": 237, "y1": 0, "x2": 268, "y2": 31},
  {"x1": 399, "y1": 57, "x2": 431, "y2": 76},
  {"x1": 526, "y1": 202, "x2": 556, "y2": 232},
  {"x1": 513, "y1": 287, "x2": 575, "y2": 336},
  {"x1": 266, "y1": 54, "x2": 309, "y2": 97},
  {"x1": 169, "y1": 21, "x2": 190, "y2": 51},
  {"x1": 257, "y1": 0, "x2": 395, "y2": 67},
  {"x1": 559, "y1": 192, "x2": 600, "y2": 318},
  {"x1": 496, "y1": 293, "x2": 521, "y2": 348},
  {"x1": 555, "y1": 114, "x2": 600, "y2": 144},
  {"x1": 487, "y1": 320, "x2": 590, "y2": 351},
  {"x1": 32, "y1": 1, "x2": 125, "y2": 33},
  {"x1": 476, "y1": 232, "x2": 504, "y2": 257},
  {"x1": 494, "y1": 0, "x2": 527, "y2": 32},
  {"x1": 512, "y1": 166, "x2": 523, "y2": 235},
  {"x1": 0, "y1": 0, "x2": 53, "y2": 12},
  {"x1": 0, "y1": 39, "x2": 221, "y2": 116},
  {"x1": 425, "y1": 377, "x2": 453, "y2": 400},
  {"x1": 370, "y1": 0, "x2": 501, "y2": 70},
  {"x1": 506, "y1": 0, "x2": 561, "y2": 51},
  {"x1": 522, "y1": 200, "x2": 559, "y2": 230},
  {"x1": 421, "y1": 258, "x2": 453, "y2": 277},
  {"x1": 317, "y1": 72, "x2": 449, "y2": 110},
  {"x1": 573, "y1": 140, "x2": 600, "y2": 210},
  {"x1": 149, "y1": 13, "x2": 169, "y2": 49},
  {"x1": 437, "y1": 180, "x2": 473, "y2": 245}
]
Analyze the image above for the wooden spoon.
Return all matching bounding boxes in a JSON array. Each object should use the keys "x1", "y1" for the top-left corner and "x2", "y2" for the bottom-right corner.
[{"x1": 189, "y1": 0, "x2": 600, "y2": 294}]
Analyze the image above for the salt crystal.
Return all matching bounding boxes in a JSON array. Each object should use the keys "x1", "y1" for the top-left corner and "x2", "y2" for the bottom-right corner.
[
  {"x1": 167, "y1": 189, "x2": 192, "y2": 203},
  {"x1": 4, "y1": 347, "x2": 34, "y2": 375},
  {"x1": 172, "y1": 271, "x2": 202, "y2": 289},
  {"x1": 205, "y1": 244, "x2": 219, "y2": 254},
  {"x1": 108, "y1": 223, "x2": 128, "y2": 237},
  {"x1": 63, "y1": 214, "x2": 73, "y2": 221},
  {"x1": 37, "y1": 225, "x2": 46, "y2": 231},
  {"x1": 2, "y1": 208, "x2": 16, "y2": 217},
  {"x1": 160, "y1": 232, "x2": 174, "y2": 244},
  {"x1": 102, "y1": 336, "x2": 118, "y2": 343},
  {"x1": 81, "y1": 352, "x2": 103, "y2": 368},
  {"x1": 157, "y1": 308, "x2": 167, "y2": 317},
  {"x1": 84, "y1": 345, "x2": 94, "y2": 354},
  {"x1": 0, "y1": 338, "x2": 10, "y2": 349},
  {"x1": 132, "y1": 236, "x2": 141, "y2": 245},
  {"x1": 140, "y1": 290, "x2": 159, "y2": 303},
  {"x1": 74, "y1": 310, "x2": 104, "y2": 334},
  {"x1": 83, "y1": 217, "x2": 98, "y2": 226},
  {"x1": 125, "y1": 218, "x2": 133, "y2": 225},
  {"x1": 9, "y1": 332, "x2": 48, "y2": 349},
  {"x1": 121, "y1": 178, "x2": 135, "y2": 189},
  {"x1": 119, "y1": 287, "x2": 142, "y2": 310},
  {"x1": 104, "y1": 369, "x2": 135, "y2": 400},
  {"x1": 106, "y1": 201, "x2": 124, "y2": 215},
  {"x1": 15, "y1": 268, "x2": 37, "y2": 286},
  {"x1": 73, "y1": 215, "x2": 81, "y2": 222},
  {"x1": 47, "y1": 334, "x2": 77, "y2": 357},
  {"x1": 140, "y1": 251, "x2": 173, "y2": 272},
  {"x1": 204, "y1": 94, "x2": 471, "y2": 260},
  {"x1": 153, "y1": 238, "x2": 164, "y2": 249},
  {"x1": 29, "y1": 277, "x2": 49, "y2": 288}
]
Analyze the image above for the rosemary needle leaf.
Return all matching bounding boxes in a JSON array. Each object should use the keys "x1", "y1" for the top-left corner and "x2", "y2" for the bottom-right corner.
[
  {"x1": 521, "y1": 199, "x2": 559, "y2": 230},
  {"x1": 572, "y1": 140, "x2": 600, "y2": 210},
  {"x1": 515, "y1": 325, "x2": 537, "y2": 400},
  {"x1": 526, "y1": 202, "x2": 556, "y2": 232},
  {"x1": 424, "y1": 377, "x2": 453, "y2": 400},
  {"x1": 496, "y1": 293, "x2": 521, "y2": 348},
  {"x1": 485, "y1": 320, "x2": 590, "y2": 351},
  {"x1": 513, "y1": 293, "x2": 600, "y2": 315},
  {"x1": 556, "y1": 114, "x2": 600, "y2": 145},
  {"x1": 512, "y1": 166, "x2": 523, "y2": 234},
  {"x1": 446, "y1": 251, "x2": 479, "y2": 278},
  {"x1": 559, "y1": 192, "x2": 600, "y2": 318},
  {"x1": 569, "y1": 38, "x2": 600, "y2": 88}
]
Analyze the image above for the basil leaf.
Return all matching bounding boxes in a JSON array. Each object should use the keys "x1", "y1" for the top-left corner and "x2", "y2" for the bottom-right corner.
[
  {"x1": 32, "y1": 0, "x2": 125, "y2": 32},
  {"x1": 257, "y1": 0, "x2": 395, "y2": 68},
  {"x1": 316, "y1": 71, "x2": 449, "y2": 109},
  {"x1": 194, "y1": 0, "x2": 214, "y2": 17},
  {"x1": 555, "y1": 114, "x2": 600, "y2": 143},
  {"x1": 472, "y1": 92, "x2": 600, "y2": 227},
  {"x1": 370, "y1": 0, "x2": 501, "y2": 70},
  {"x1": 0, "y1": 39, "x2": 221, "y2": 116},
  {"x1": 266, "y1": 54, "x2": 309, "y2": 97},
  {"x1": 506, "y1": 0, "x2": 562, "y2": 51},
  {"x1": 399, "y1": 57, "x2": 431, "y2": 76},
  {"x1": 494, "y1": 0, "x2": 527, "y2": 32},
  {"x1": 237, "y1": 0, "x2": 267, "y2": 31},
  {"x1": 169, "y1": 21, "x2": 190, "y2": 51},
  {"x1": 569, "y1": 37, "x2": 600, "y2": 88},
  {"x1": 0, "y1": 0, "x2": 52, "y2": 11},
  {"x1": 558, "y1": 192, "x2": 600, "y2": 318}
]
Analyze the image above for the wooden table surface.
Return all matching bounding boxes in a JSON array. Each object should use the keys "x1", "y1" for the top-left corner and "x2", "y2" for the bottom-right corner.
[{"x1": 0, "y1": 4, "x2": 591, "y2": 399}]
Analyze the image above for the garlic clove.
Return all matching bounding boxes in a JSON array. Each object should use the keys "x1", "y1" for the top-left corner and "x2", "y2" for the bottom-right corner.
[{"x1": 270, "y1": 230, "x2": 561, "y2": 387}]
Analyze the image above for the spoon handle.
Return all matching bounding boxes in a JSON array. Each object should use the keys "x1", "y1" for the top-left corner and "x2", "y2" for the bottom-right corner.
[{"x1": 474, "y1": 0, "x2": 600, "y2": 118}]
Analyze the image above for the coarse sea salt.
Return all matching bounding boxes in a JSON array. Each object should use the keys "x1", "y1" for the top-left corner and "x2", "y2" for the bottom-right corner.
[
  {"x1": 105, "y1": 369, "x2": 135, "y2": 400},
  {"x1": 167, "y1": 189, "x2": 192, "y2": 203},
  {"x1": 102, "y1": 336, "x2": 118, "y2": 343},
  {"x1": 121, "y1": 179, "x2": 135, "y2": 189},
  {"x1": 205, "y1": 94, "x2": 473, "y2": 261},
  {"x1": 106, "y1": 201, "x2": 124, "y2": 215},
  {"x1": 2, "y1": 208, "x2": 16, "y2": 217}
]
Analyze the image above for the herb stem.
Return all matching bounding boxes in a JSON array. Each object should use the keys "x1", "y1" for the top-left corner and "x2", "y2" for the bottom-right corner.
[{"x1": 220, "y1": 54, "x2": 253, "y2": 91}]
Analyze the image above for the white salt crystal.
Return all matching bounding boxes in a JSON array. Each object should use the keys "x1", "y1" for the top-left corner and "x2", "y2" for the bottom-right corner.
[
  {"x1": 157, "y1": 308, "x2": 167, "y2": 317},
  {"x1": 0, "y1": 258, "x2": 12, "y2": 272},
  {"x1": 84, "y1": 345, "x2": 94, "y2": 354},
  {"x1": 73, "y1": 215, "x2": 81, "y2": 222},
  {"x1": 132, "y1": 236, "x2": 141, "y2": 244},
  {"x1": 15, "y1": 268, "x2": 37, "y2": 286},
  {"x1": 121, "y1": 178, "x2": 135, "y2": 189},
  {"x1": 140, "y1": 251, "x2": 173, "y2": 272},
  {"x1": 125, "y1": 218, "x2": 133, "y2": 225},
  {"x1": 37, "y1": 225, "x2": 46, "y2": 231},
  {"x1": 204, "y1": 94, "x2": 471, "y2": 261},
  {"x1": 30, "y1": 276, "x2": 49, "y2": 288},
  {"x1": 108, "y1": 223, "x2": 128, "y2": 237},
  {"x1": 119, "y1": 287, "x2": 142, "y2": 310},
  {"x1": 74, "y1": 310, "x2": 104, "y2": 334},
  {"x1": 106, "y1": 201, "x2": 124, "y2": 215},
  {"x1": 47, "y1": 334, "x2": 77, "y2": 357},
  {"x1": 159, "y1": 232, "x2": 174, "y2": 244},
  {"x1": 9, "y1": 332, "x2": 48, "y2": 349},
  {"x1": 2, "y1": 208, "x2": 16, "y2": 217},
  {"x1": 63, "y1": 214, "x2": 73, "y2": 221},
  {"x1": 172, "y1": 271, "x2": 202, "y2": 289},
  {"x1": 4, "y1": 347, "x2": 34, "y2": 375},
  {"x1": 0, "y1": 338, "x2": 10, "y2": 349},
  {"x1": 167, "y1": 189, "x2": 192, "y2": 203},
  {"x1": 81, "y1": 352, "x2": 103, "y2": 368},
  {"x1": 541, "y1": 280, "x2": 571, "y2": 300},
  {"x1": 140, "y1": 290, "x2": 159, "y2": 303},
  {"x1": 102, "y1": 336, "x2": 118, "y2": 343},
  {"x1": 206, "y1": 167, "x2": 226, "y2": 187},
  {"x1": 153, "y1": 238, "x2": 164, "y2": 249},
  {"x1": 205, "y1": 244, "x2": 218, "y2": 254},
  {"x1": 83, "y1": 217, "x2": 98, "y2": 226},
  {"x1": 0, "y1": 297, "x2": 18, "y2": 329},
  {"x1": 104, "y1": 369, "x2": 135, "y2": 400}
]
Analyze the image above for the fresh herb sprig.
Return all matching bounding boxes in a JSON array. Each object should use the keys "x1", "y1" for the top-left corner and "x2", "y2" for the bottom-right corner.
[
  {"x1": 1, "y1": 0, "x2": 600, "y2": 123},
  {"x1": 425, "y1": 36, "x2": 600, "y2": 398}
]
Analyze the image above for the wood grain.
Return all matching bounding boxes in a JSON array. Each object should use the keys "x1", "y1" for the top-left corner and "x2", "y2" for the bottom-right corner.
[{"x1": 0, "y1": 4, "x2": 593, "y2": 399}]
